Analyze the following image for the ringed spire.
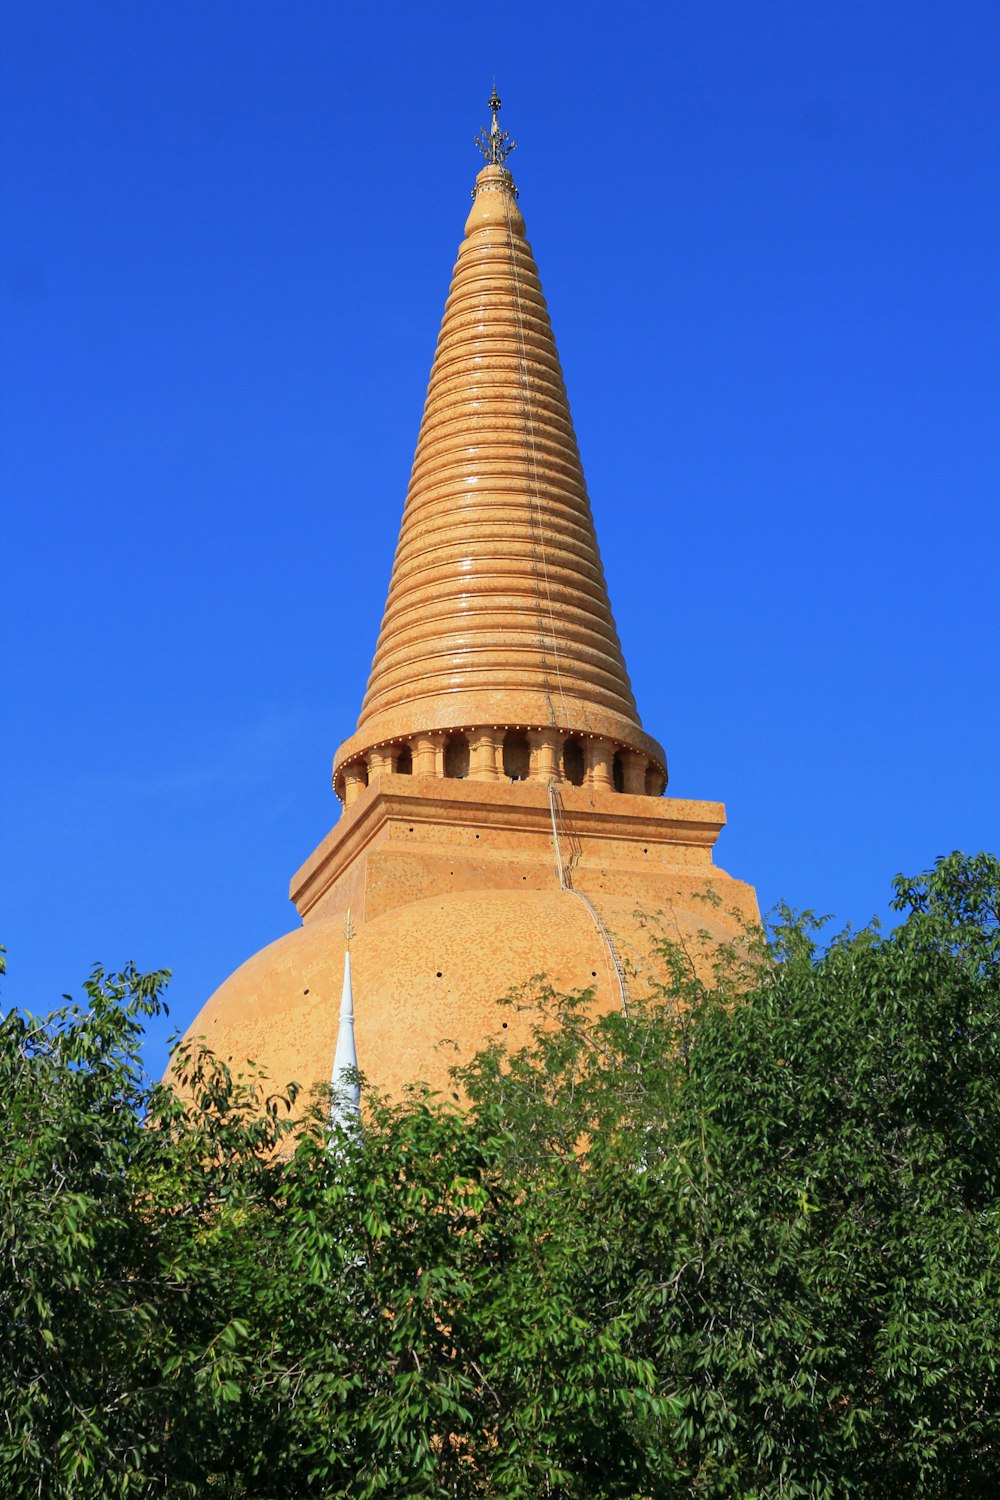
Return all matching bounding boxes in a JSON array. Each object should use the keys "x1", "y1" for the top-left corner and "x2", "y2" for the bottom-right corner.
[{"x1": 333, "y1": 96, "x2": 667, "y2": 801}]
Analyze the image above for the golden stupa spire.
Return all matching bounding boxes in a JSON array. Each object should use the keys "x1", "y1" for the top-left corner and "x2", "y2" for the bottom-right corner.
[
  {"x1": 180, "y1": 98, "x2": 758, "y2": 1120},
  {"x1": 333, "y1": 95, "x2": 666, "y2": 800}
]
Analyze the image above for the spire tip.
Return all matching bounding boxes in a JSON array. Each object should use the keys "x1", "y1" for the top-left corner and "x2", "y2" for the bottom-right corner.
[{"x1": 475, "y1": 83, "x2": 516, "y2": 166}]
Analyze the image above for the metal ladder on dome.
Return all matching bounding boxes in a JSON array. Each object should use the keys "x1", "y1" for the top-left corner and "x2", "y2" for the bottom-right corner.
[{"x1": 547, "y1": 781, "x2": 630, "y2": 1017}]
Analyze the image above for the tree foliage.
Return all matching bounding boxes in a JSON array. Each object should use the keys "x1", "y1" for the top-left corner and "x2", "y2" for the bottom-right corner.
[{"x1": 1, "y1": 852, "x2": 999, "y2": 1496}]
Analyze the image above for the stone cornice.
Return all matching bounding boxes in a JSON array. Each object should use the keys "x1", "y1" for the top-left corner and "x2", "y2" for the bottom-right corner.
[{"x1": 290, "y1": 774, "x2": 725, "y2": 921}]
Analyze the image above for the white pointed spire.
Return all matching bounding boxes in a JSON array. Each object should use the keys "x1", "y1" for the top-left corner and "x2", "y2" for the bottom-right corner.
[{"x1": 330, "y1": 913, "x2": 360, "y2": 1128}]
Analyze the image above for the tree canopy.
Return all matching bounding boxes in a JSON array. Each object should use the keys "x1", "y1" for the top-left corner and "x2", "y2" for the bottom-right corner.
[{"x1": 2, "y1": 852, "x2": 999, "y2": 1497}]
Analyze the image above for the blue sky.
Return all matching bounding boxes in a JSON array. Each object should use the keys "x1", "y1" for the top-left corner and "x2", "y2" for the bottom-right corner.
[{"x1": 4, "y1": 1, "x2": 998, "y2": 1076}]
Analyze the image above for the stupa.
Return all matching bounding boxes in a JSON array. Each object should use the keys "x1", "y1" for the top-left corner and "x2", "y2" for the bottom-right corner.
[{"x1": 180, "y1": 93, "x2": 758, "y2": 1100}]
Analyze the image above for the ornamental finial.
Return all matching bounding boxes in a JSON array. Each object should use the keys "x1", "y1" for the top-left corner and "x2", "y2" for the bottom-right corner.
[{"x1": 475, "y1": 82, "x2": 516, "y2": 166}]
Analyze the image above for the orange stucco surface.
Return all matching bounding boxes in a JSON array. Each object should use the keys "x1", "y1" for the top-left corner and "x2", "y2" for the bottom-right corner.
[{"x1": 187, "y1": 777, "x2": 756, "y2": 1101}]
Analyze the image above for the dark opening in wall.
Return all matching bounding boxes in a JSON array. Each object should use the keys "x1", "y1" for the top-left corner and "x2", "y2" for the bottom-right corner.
[
  {"x1": 563, "y1": 737, "x2": 584, "y2": 786},
  {"x1": 358, "y1": 759, "x2": 369, "y2": 787},
  {"x1": 503, "y1": 730, "x2": 530, "y2": 781},
  {"x1": 396, "y1": 745, "x2": 412, "y2": 775},
  {"x1": 612, "y1": 751, "x2": 624, "y2": 793},
  {"x1": 444, "y1": 733, "x2": 470, "y2": 779}
]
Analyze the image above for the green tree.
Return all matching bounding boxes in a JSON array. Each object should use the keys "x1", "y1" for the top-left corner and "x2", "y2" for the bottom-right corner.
[
  {"x1": 0, "y1": 969, "x2": 668, "y2": 1495},
  {"x1": 1, "y1": 852, "x2": 999, "y2": 1496}
]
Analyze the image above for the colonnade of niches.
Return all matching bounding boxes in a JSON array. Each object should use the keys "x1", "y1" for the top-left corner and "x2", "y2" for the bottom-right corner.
[{"x1": 340, "y1": 727, "x2": 666, "y2": 806}]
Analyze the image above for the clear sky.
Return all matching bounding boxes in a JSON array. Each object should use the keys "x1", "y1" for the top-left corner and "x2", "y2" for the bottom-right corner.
[{"x1": 4, "y1": 1, "x2": 999, "y2": 1077}]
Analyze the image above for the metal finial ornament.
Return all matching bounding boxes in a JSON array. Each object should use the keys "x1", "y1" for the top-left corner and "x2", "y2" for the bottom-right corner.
[
  {"x1": 475, "y1": 84, "x2": 516, "y2": 166},
  {"x1": 343, "y1": 907, "x2": 355, "y2": 950}
]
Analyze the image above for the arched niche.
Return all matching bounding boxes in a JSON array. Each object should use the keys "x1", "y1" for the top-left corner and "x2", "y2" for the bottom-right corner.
[
  {"x1": 645, "y1": 765, "x2": 665, "y2": 797},
  {"x1": 502, "y1": 731, "x2": 530, "y2": 781},
  {"x1": 444, "y1": 733, "x2": 470, "y2": 780},
  {"x1": 562, "y1": 737, "x2": 585, "y2": 787}
]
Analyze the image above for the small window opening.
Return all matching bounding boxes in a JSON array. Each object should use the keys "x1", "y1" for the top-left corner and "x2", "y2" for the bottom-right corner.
[
  {"x1": 396, "y1": 744, "x2": 412, "y2": 775},
  {"x1": 563, "y1": 737, "x2": 584, "y2": 787},
  {"x1": 503, "y1": 730, "x2": 530, "y2": 781},
  {"x1": 444, "y1": 733, "x2": 469, "y2": 779},
  {"x1": 612, "y1": 751, "x2": 624, "y2": 793}
]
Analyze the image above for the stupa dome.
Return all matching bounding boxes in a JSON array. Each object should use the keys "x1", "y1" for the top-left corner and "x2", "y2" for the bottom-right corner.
[
  {"x1": 188, "y1": 863, "x2": 755, "y2": 1104},
  {"x1": 175, "y1": 94, "x2": 758, "y2": 1105}
]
